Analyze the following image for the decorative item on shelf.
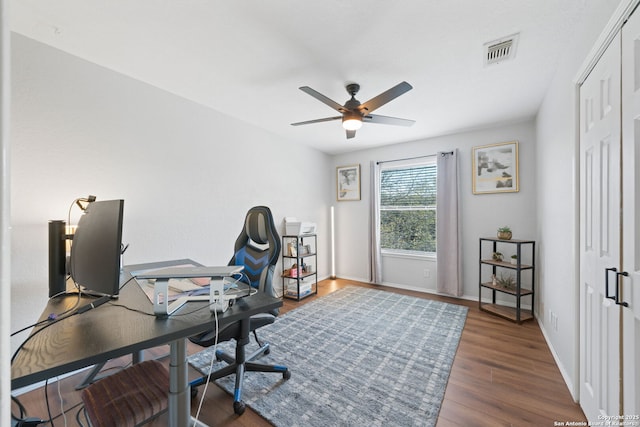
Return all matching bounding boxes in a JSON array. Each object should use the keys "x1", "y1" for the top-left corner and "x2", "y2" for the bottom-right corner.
[
  {"x1": 496, "y1": 272, "x2": 516, "y2": 291},
  {"x1": 288, "y1": 242, "x2": 297, "y2": 257},
  {"x1": 497, "y1": 226, "x2": 512, "y2": 240},
  {"x1": 492, "y1": 274, "x2": 497, "y2": 286},
  {"x1": 298, "y1": 244, "x2": 311, "y2": 256},
  {"x1": 290, "y1": 264, "x2": 298, "y2": 278},
  {"x1": 492, "y1": 251, "x2": 504, "y2": 262},
  {"x1": 510, "y1": 254, "x2": 518, "y2": 265}
]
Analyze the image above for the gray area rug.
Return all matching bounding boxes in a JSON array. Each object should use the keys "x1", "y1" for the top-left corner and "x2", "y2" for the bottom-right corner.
[{"x1": 188, "y1": 286, "x2": 468, "y2": 427}]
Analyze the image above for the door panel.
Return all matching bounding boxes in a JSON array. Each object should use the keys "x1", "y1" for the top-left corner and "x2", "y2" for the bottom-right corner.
[
  {"x1": 580, "y1": 32, "x2": 621, "y2": 421},
  {"x1": 622, "y1": 11, "x2": 640, "y2": 415}
]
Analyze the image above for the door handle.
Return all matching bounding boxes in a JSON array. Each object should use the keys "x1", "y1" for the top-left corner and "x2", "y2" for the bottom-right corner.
[
  {"x1": 615, "y1": 270, "x2": 630, "y2": 307},
  {"x1": 605, "y1": 267, "x2": 617, "y2": 301}
]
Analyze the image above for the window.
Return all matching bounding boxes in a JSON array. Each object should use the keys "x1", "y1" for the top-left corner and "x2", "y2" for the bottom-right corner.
[{"x1": 379, "y1": 157, "x2": 436, "y2": 255}]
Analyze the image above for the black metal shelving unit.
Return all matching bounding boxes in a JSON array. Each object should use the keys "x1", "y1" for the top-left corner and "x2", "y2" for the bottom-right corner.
[
  {"x1": 281, "y1": 234, "x2": 318, "y2": 301},
  {"x1": 479, "y1": 237, "x2": 536, "y2": 323}
]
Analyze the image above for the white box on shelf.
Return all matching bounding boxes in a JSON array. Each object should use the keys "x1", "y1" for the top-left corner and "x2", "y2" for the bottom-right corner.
[
  {"x1": 285, "y1": 221, "x2": 301, "y2": 235},
  {"x1": 299, "y1": 222, "x2": 317, "y2": 234},
  {"x1": 284, "y1": 217, "x2": 316, "y2": 235},
  {"x1": 286, "y1": 281, "x2": 312, "y2": 296},
  {"x1": 286, "y1": 287, "x2": 312, "y2": 298}
]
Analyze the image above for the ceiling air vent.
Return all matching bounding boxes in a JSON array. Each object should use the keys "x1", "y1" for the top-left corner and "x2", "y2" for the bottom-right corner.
[{"x1": 484, "y1": 33, "x2": 519, "y2": 66}]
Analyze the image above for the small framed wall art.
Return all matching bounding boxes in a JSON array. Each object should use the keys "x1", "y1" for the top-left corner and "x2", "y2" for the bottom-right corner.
[
  {"x1": 472, "y1": 141, "x2": 519, "y2": 194},
  {"x1": 336, "y1": 164, "x2": 361, "y2": 201}
]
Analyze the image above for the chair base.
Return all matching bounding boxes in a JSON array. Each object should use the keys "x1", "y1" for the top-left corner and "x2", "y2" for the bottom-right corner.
[{"x1": 190, "y1": 340, "x2": 290, "y2": 415}]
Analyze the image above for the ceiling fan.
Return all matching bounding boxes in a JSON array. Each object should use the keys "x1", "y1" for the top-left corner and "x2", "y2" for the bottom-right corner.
[{"x1": 291, "y1": 81, "x2": 415, "y2": 139}]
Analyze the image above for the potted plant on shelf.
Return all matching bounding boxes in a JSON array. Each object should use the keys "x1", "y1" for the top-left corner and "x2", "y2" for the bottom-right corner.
[
  {"x1": 510, "y1": 254, "x2": 518, "y2": 265},
  {"x1": 496, "y1": 273, "x2": 516, "y2": 291},
  {"x1": 497, "y1": 226, "x2": 512, "y2": 240},
  {"x1": 492, "y1": 251, "x2": 504, "y2": 262}
]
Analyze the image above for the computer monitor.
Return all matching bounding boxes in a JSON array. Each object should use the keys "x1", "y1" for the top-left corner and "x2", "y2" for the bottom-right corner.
[{"x1": 69, "y1": 199, "x2": 125, "y2": 298}]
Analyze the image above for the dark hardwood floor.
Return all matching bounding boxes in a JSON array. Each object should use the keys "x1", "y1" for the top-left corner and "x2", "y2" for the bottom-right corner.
[{"x1": 12, "y1": 279, "x2": 586, "y2": 426}]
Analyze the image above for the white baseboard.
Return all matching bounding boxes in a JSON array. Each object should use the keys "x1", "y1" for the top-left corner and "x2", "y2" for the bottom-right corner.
[
  {"x1": 537, "y1": 317, "x2": 579, "y2": 402},
  {"x1": 12, "y1": 366, "x2": 93, "y2": 395}
]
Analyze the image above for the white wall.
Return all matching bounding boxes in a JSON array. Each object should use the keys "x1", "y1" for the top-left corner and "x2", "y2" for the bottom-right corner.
[
  {"x1": 9, "y1": 34, "x2": 332, "y2": 353},
  {"x1": 535, "y1": 0, "x2": 621, "y2": 399},
  {"x1": 1, "y1": 0, "x2": 10, "y2": 421},
  {"x1": 332, "y1": 119, "x2": 537, "y2": 299}
]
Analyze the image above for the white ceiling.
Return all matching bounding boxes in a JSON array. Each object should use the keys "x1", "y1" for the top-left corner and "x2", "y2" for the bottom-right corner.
[{"x1": 10, "y1": 1, "x2": 588, "y2": 154}]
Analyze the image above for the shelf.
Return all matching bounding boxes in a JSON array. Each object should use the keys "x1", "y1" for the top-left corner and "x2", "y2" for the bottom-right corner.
[
  {"x1": 480, "y1": 303, "x2": 534, "y2": 323},
  {"x1": 283, "y1": 253, "x2": 317, "y2": 259},
  {"x1": 282, "y1": 271, "x2": 316, "y2": 279},
  {"x1": 284, "y1": 290, "x2": 314, "y2": 300},
  {"x1": 480, "y1": 282, "x2": 533, "y2": 296},
  {"x1": 481, "y1": 237, "x2": 536, "y2": 244},
  {"x1": 480, "y1": 259, "x2": 533, "y2": 270}
]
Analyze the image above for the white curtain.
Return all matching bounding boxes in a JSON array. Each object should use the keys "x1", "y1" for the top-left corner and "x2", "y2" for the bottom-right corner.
[
  {"x1": 368, "y1": 161, "x2": 382, "y2": 283},
  {"x1": 436, "y1": 150, "x2": 462, "y2": 296}
]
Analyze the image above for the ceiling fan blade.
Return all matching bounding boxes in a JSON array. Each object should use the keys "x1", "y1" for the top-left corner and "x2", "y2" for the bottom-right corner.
[
  {"x1": 364, "y1": 114, "x2": 415, "y2": 127},
  {"x1": 299, "y1": 86, "x2": 346, "y2": 113},
  {"x1": 359, "y1": 81, "x2": 413, "y2": 114},
  {"x1": 291, "y1": 116, "x2": 342, "y2": 126},
  {"x1": 346, "y1": 129, "x2": 356, "y2": 139}
]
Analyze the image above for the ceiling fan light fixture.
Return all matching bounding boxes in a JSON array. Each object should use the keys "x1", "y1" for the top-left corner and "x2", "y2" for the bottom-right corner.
[{"x1": 342, "y1": 114, "x2": 362, "y2": 131}]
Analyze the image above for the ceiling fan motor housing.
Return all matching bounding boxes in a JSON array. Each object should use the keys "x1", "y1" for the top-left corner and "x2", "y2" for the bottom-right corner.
[{"x1": 346, "y1": 83, "x2": 360, "y2": 96}]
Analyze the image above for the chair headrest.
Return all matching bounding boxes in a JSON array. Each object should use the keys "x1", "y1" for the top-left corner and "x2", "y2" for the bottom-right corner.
[{"x1": 245, "y1": 210, "x2": 270, "y2": 245}]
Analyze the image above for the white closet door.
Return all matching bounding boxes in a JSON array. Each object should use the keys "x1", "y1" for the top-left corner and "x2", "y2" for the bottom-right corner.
[
  {"x1": 622, "y1": 11, "x2": 640, "y2": 416},
  {"x1": 579, "y1": 32, "x2": 622, "y2": 421}
]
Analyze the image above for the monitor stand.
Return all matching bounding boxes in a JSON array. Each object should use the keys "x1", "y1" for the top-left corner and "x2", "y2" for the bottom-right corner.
[{"x1": 152, "y1": 278, "x2": 234, "y2": 316}]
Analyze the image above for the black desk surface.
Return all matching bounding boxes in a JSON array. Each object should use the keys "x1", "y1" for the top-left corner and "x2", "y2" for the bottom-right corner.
[{"x1": 11, "y1": 259, "x2": 282, "y2": 390}]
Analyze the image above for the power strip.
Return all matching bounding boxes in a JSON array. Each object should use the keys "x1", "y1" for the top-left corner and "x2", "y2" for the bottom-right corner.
[{"x1": 210, "y1": 279, "x2": 230, "y2": 313}]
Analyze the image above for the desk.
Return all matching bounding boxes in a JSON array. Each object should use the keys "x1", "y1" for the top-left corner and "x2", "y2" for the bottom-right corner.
[{"x1": 11, "y1": 259, "x2": 282, "y2": 426}]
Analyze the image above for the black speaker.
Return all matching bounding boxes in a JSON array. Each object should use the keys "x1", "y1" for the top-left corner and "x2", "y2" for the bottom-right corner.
[{"x1": 48, "y1": 220, "x2": 67, "y2": 297}]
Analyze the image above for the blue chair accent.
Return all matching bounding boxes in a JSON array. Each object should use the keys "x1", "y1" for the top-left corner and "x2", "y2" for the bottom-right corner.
[{"x1": 189, "y1": 206, "x2": 289, "y2": 415}]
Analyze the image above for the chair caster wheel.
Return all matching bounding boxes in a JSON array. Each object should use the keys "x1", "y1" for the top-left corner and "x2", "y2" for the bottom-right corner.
[
  {"x1": 190, "y1": 387, "x2": 198, "y2": 399},
  {"x1": 283, "y1": 370, "x2": 291, "y2": 380},
  {"x1": 233, "y1": 400, "x2": 246, "y2": 415},
  {"x1": 264, "y1": 347, "x2": 271, "y2": 355}
]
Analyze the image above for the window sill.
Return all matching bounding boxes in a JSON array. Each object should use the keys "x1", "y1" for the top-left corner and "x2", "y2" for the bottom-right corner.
[{"x1": 381, "y1": 250, "x2": 436, "y2": 261}]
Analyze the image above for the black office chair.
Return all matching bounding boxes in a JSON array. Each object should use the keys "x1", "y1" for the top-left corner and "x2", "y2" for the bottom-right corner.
[{"x1": 189, "y1": 206, "x2": 290, "y2": 415}]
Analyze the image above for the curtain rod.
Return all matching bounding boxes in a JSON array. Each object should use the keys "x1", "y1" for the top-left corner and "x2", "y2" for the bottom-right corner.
[{"x1": 376, "y1": 151, "x2": 453, "y2": 165}]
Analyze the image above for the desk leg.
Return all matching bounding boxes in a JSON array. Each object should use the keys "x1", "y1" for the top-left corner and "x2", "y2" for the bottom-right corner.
[
  {"x1": 169, "y1": 339, "x2": 190, "y2": 427},
  {"x1": 169, "y1": 339, "x2": 210, "y2": 427}
]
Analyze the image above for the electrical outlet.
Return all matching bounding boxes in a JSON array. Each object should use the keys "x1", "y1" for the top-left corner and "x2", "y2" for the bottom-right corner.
[{"x1": 423, "y1": 269, "x2": 431, "y2": 278}]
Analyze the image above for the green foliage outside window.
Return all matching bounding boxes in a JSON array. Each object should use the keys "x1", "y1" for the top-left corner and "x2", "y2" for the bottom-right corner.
[{"x1": 380, "y1": 164, "x2": 436, "y2": 254}]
